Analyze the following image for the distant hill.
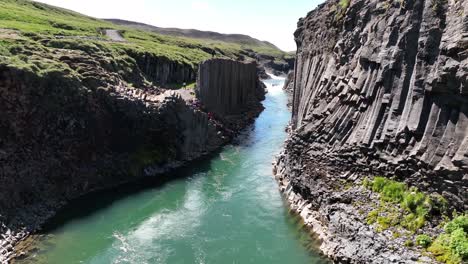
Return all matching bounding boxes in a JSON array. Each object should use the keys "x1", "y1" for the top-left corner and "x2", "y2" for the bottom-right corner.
[{"x1": 105, "y1": 19, "x2": 281, "y2": 51}]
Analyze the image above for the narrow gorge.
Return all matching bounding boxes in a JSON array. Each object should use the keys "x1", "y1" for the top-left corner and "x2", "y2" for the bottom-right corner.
[{"x1": 1, "y1": 0, "x2": 467, "y2": 263}]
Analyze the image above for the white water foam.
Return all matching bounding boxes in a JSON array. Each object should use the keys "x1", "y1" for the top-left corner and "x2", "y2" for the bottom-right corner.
[
  {"x1": 264, "y1": 76, "x2": 286, "y2": 96},
  {"x1": 89, "y1": 176, "x2": 208, "y2": 264},
  {"x1": 266, "y1": 72, "x2": 285, "y2": 80}
]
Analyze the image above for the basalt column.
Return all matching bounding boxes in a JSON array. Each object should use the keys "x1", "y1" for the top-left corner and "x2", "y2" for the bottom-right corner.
[
  {"x1": 197, "y1": 59, "x2": 262, "y2": 115},
  {"x1": 196, "y1": 58, "x2": 266, "y2": 130}
]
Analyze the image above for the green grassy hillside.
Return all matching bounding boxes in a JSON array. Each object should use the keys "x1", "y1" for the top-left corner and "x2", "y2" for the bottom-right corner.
[
  {"x1": 105, "y1": 18, "x2": 285, "y2": 54},
  {"x1": 0, "y1": 0, "x2": 290, "y2": 77}
]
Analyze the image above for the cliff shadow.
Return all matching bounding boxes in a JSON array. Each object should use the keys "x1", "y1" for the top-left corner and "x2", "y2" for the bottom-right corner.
[{"x1": 36, "y1": 148, "x2": 225, "y2": 234}]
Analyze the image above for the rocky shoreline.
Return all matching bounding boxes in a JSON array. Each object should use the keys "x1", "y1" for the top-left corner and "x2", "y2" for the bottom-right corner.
[{"x1": 273, "y1": 146, "x2": 437, "y2": 263}]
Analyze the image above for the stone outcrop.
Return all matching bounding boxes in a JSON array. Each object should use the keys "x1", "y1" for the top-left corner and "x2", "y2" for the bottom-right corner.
[
  {"x1": 276, "y1": 0, "x2": 467, "y2": 262},
  {"x1": 265, "y1": 58, "x2": 294, "y2": 76},
  {"x1": 196, "y1": 58, "x2": 266, "y2": 130}
]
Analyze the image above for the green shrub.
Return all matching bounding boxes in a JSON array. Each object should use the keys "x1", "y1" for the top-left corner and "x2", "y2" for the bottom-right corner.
[
  {"x1": 362, "y1": 177, "x2": 448, "y2": 232},
  {"x1": 430, "y1": 194, "x2": 448, "y2": 214},
  {"x1": 401, "y1": 213, "x2": 426, "y2": 231},
  {"x1": 377, "y1": 216, "x2": 392, "y2": 231},
  {"x1": 428, "y1": 214, "x2": 468, "y2": 264},
  {"x1": 450, "y1": 228, "x2": 468, "y2": 259},
  {"x1": 381, "y1": 181, "x2": 406, "y2": 202},
  {"x1": 339, "y1": 0, "x2": 350, "y2": 9},
  {"x1": 371, "y1": 177, "x2": 388, "y2": 193},
  {"x1": 334, "y1": 0, "x2": 351, "y2": 22},
  {"x1": 416, "y1": 234, "x2": 432, "y2": 248},
  {"x1": 367, "y1": 210, "x2": 379, "y2": 225},
  {"x1": 445, "y1": 215, "x2": 468, "y2": 234},
  {"x1": 363, "y1": 177, "x2": 466, "y2": 263},
  {"x1": 402, "y1": 191, "x2": 426, "y2": 211}
]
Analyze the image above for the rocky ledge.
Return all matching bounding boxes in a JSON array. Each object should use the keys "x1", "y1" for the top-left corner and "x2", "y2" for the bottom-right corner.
[{"x1": 276, "y1": 0, "x2": 467, "y2": 262}]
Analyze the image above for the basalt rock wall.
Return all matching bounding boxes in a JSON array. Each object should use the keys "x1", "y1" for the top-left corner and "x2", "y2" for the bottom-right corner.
[
  {"x1": 286, "y1": 0, "x2": 467, "y2": 209},
  {"x1": 129, "y1": 51, "x2": 196, "y2": 85},
  {"x1": 196, "y1": 59, "x2": 265, "y2": 117},
  {"x1": 0, "y1": 63, "x2": 226, "y2": 217}
]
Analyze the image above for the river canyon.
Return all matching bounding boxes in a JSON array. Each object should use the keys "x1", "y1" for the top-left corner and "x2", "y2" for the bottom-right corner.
[
  {"x1": 13, "y1": 77, "x2": 327, "y2": 264},
  {"x1": 1, "y1": 0, "x2": 467, "y2": 263}
]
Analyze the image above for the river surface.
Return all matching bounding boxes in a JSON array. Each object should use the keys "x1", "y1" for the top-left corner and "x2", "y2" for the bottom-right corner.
[{"x1": 17, "y1": 76, "x2": 327, "y2": 264}]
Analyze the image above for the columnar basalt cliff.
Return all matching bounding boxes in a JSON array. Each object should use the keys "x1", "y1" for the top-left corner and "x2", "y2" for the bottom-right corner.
[
  {"x1": 275, "y1": 0, "x2": 467, "y2": 262},
  {"x1": 197, "y1": 58, "x2": 266, "y2": 130},
  {"x1": 129, "y1": 51, "x2": 196, "y2": 85}
]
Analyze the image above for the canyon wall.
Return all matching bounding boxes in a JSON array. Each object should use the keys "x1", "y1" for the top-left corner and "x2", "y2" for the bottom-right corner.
[
  {"x1": 0, "y1": 61, "x2": 225, "y2": 223},
  {"x1": 275, "y1": 0, "x2": 467, "y2": 262},
  {"x1": 196, "y1": 58, "x2": 266, "y2": 130},
  {"x1": 197, "y1": 59, "x2": 262, "y2": 115},
  {"x1": 129, "y1": 51, "x2": 196, "y2": 85},
  {"x1": 287, "y1": 0, "x2": 467, "y2": 208}
]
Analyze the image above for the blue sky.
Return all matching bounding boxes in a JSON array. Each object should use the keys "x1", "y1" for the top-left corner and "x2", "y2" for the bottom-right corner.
[{"x1": 35, "y1": 0, "x2": 323, "y2": 51}]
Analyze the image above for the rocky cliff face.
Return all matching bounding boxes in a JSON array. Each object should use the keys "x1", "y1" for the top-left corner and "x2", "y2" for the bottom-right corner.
[
  {"x1": 289, "y1": 0, "x2": 467, "y2": 208},
  {"x1": 197, "y1": 59, "x2": 266, "y2": 130},
  {"x1": 276, "y1": 0, "x2": 467, "y2": 262}
]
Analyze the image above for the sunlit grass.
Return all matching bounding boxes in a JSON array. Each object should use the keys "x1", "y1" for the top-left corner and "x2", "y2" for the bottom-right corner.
[{"x1": 0, "y1": 0, "x2": 289, "y2": 69}]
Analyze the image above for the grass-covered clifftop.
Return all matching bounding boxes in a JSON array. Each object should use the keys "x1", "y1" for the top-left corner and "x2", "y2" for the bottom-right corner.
[
  {"x1": 0, "y1": 0, "x2": 291, "y2": 84},
  {"x1": 104, "y1": 18, "x2": 292, "y2": 59}
]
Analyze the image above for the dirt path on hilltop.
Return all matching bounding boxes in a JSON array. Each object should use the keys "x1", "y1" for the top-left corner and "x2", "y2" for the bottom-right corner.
[{"x1": 104, "y1": 29, "x2": 126, "y2": 42}]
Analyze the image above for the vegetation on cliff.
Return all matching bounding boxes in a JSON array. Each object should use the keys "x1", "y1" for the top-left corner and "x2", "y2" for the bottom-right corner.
[
  {"x1": 428, "y1": 214, "x2": 468, "y2": 264},
  {"x1": 104, "y1": 19, "x2": 291, "y2": 60},
  {"x1": 363, "y1": 177, "x2": 448, "y2": 231},
  {"x1": 363, "y1": 177, "x2": 467, "y2": 264}
]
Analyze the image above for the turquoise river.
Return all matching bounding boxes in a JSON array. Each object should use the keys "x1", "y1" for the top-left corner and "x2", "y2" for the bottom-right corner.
[{"x1": 16, "y1": 76, "x2": 327, "y2": 264}]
